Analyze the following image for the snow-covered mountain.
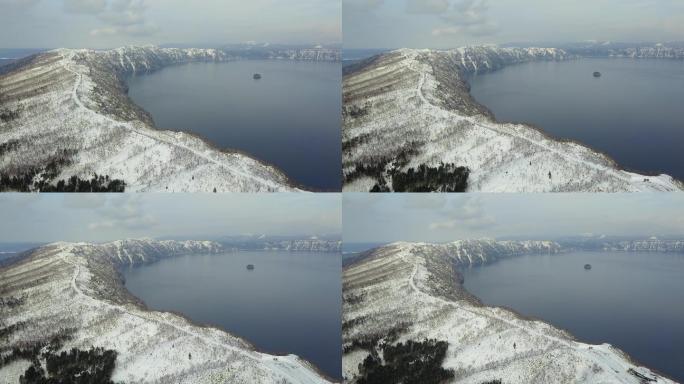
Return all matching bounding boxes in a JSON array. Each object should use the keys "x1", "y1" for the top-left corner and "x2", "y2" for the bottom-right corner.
[
  {"x1": 217, "y1": 235, "x2": 342, "y2": 252},
  {"x1": 342, "y1": 46, "x2": 684, "y2": 192},
  {"x1": 343, "y1": 240, "x2": 676, "y2": 383},
  {"x1": 0, "y1": 46, "x2": 315, "y2": 192},
  {"x1": 563, "y1": 42, "x2": 684, "y2": 59},
  {"x1": 258, "y1": 239, "x2": 342, "y2": 252},
  {"x1": 601, "y1": 239, "x2": 684, "y2": 253},
  {"x1": 0, "y1": 240, "x2": 332, "y2": 383},
  {"x1": 557, "y1": 237, "x2": 684, "y2": 253}
]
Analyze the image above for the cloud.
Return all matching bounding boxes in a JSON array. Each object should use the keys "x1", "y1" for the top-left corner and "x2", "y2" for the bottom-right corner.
[
  {"x1": 344, "y1": 0, "x2": 384, "y2": 11},
  {"x1": 0, "y1": 0, "x2": 40, "y2": 9},
  {"x1": 62, "y1": 194, "x2": 107, "y2": 209},
  {"x1": 64, "y1": 0, "x2": 106, "y2": 14},
  {"x1": 87, "y1": 195, "x2": 158, "y2": 231},
  {"x1": 425, "y1": 0, "x2": 499, "y2": 37},
  {"x1": 90, "y1": 23, "x2": 158, "y2": 37},
  {"x1": 428, "y1": 196, "x2": 496, "y2": 231},
  {"x1": 403, "y1": 194, "x2": 447, "y2": 210},
  {"x1": 64, "y1": 0, "x2": 158, "y2": 37},
  {"x1": 406, "y1": 0, "x2": 450, "y2": 14}
]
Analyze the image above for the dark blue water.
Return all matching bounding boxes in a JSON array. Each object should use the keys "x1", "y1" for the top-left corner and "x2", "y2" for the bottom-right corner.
[
  {"x1": 468, "y1": 58, "x2": 684, "y2": 180},
  {"x1": 122, "y1": 251, "x2": 342, "y2": 379},
  {"x1": 126, "y1": 60, "x2": 342, "y2": 191},
  {"x1": 461, "y1": 251, "x2": 684, "y2": 382}
]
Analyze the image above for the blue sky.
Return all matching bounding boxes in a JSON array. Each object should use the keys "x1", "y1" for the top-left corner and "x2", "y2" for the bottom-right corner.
[
  {"x1": 344, "y1": 0, "x2": 684, "y2": 49},
  {"x1": 0, "y1": 194, "x2": 341, "y2": 243},
  {"x1": 0, "y1": 0, "x2": 341, "y2": 49},
  {"x1": 343, "y1": 193, "x2": 684, "y2": 243}
]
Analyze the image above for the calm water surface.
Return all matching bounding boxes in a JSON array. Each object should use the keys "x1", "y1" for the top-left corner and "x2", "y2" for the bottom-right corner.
[
  {"x1": 462, "y1": 251, "x2": 684, "y2": 381},
  {"x1": 123, "y1": 251, "x2": 342, "y2": 379},
  {"x1": 468, "y1": 58, "x2": 684, "y2": 180},
  {"x1": 127, "y1": 60, "x2": 342, "y2": 191}
]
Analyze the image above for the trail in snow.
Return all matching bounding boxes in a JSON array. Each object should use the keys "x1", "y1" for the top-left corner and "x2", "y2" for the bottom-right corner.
[
  {"x1": 58, "y1": 251, "x2": 325, "y2": 384},
  {"x1": 398, "y1": 249, "x2": 660, "y2": 382},
  {"x1": 400, "y1": 251, "x2": 574, "y2": 348},
  {"x1": 414, "y1": 69, "x2": 636, "y2": 187},
  {"x1": 62, "y1": 53, "x2": 291, "y2": 191}
]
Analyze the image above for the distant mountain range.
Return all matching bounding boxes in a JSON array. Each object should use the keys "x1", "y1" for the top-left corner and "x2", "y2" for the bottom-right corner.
[{"x1": 503, "y1": 41, "x2": 684, "y2": 59}]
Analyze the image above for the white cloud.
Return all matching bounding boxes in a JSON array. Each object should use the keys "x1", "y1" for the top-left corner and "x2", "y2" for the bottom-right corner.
[
  {"x1": 431, "y1": 0, "x2": 498, "y2": 37},
  {"x1": 64, "y1": 0, "x2": 158, "y2": 37},
  {"x1": 407, "y1": 0, "x2": 450, "y2": 14},
  {"x1": 87, "y1": 195, "x2": 158, "y2": 231},
  {"x1": 0, "y1": 0, "x2": 40, "y2": 8},
  {"x1": 344, "y1": 0, "x2": 384, "y2": 11},
  {"x1": 428, "y1": 196, "x2": 496, "y2": 231},
  {"x1": 62, "y1": 194, "x2": 107, "y2": 209},
  {"x1": 64, "y1": 0, "x2": 106, "y2": 14}
]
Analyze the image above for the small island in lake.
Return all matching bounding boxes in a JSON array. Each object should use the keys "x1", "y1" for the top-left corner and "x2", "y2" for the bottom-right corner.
[
  {"x1": 593, "y1": 71, "x2": 601, "y2": 78},
  {"x1": 253, "y1": 73, "x2": 262, "y2": 80},
  {"x1": 584, "y1": 264, "x2": 592, "y2": 270}
]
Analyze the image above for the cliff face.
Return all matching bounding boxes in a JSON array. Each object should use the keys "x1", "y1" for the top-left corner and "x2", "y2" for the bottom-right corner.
[
  {"x1": 0, "y1": 46, "x2": 328, "y2": 192},
  {"x1": 342, "y1": 47, "x2": 683, "y2": 192},
  {"x1": 0, "y1": 240, "x2": 331, "y2": 384},
  {"x1": 342, "y1": 241, "x2": 675, "y2": 384}
]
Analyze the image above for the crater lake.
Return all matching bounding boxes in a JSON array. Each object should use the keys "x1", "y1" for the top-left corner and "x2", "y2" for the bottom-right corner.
[
  {"x1": 127, "y1": 60, "x2": 342, "y2": 191},
  {"x1": 122, "y1": 250, "x2": 342, "y2": 379},
  {"x1": 461, "y1": 250, "x2": 684, "y2": 382},
  {"x1": 468, "y1": 58, "x2": 684, "y2": 181}
]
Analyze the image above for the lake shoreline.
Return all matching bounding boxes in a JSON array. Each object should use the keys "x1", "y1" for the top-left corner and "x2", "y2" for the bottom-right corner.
[
  {"x1": 123, "y1": 250, "x2": 342, "y2": 379},
  {"x1": 460, "y1": 250, "x2": 684, "y2": 382},
  {"x1": 467, "y1": 57, "x2": 684, "y2": 181},
  {"x1": 127, "y1": 59, "x2": 342, "y2": 191}
]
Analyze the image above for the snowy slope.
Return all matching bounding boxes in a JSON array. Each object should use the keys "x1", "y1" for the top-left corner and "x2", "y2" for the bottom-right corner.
[
  {"x1": 342, "y1": 240, "x2": 676, "y2": 383},
  {"x1": 342, "y1": 46, "x2": 684, "y2": 192},
  {"x1": 0, "y1": 240, "x2": 332, "y2": 383},
  {"x1": 0, "y1": 46, "x2": 303, "y2": 192},
  {"x1": 260, "y1": 239, "x2": 343, "y2": 252}
]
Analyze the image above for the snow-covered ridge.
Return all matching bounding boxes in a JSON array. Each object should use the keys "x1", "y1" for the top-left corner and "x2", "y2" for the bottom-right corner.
[
  {"x1": 437, "y1": 46, "x2": 572, "y2": 74},
  {"x1": 560, "y1": 42, "x2": 684, "y2": 59},
  {"x1": 0, "y1": 46, "x2": 304, "y2": 192},
  {"x1": 342, "y1": 46, "x2": 683, "y2": 192},
  {"x1": 258, "y1": 239, "x2": 342, "y2": 252},
  {"x1": 64, "y1": 238, "x2": 224, "y2": 266},
  {"x1": 0, "y1": 239, "x2": 332, "y2": 383},
  {"x1": 602, "y1": 239, "x2": 684, "y2": 253},
  {"x1": 403, "y1": 239, "x2": 561, "y2": 266},
  {"x1": 342, "y1": 240, "x2": 676, "y2": 383},
  {"x1": 64, "y1": 45, "x2": 340, "y2": 75},
  {"x1": 261, "y1": 48, "x2": 340, "y2": 62}
]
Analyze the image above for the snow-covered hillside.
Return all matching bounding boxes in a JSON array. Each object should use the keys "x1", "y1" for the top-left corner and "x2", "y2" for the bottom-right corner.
[
  {"x1": 0, "y1": 46, "x2": 307, "y2": 192},
  {"x1": 342, "y1": 46, "x2": 684, "y2": 192},
  {"x1": 258, "y1": 239, "x2": 342, "y2": 252},
  {"x1": 602, "y1": 239, "x2": 684, "y2": 253},
  {"x1": 0, "y1": 240, "x2": 332, "y2": 383},
  {"x1": 342, "y1": 240, "x2": 676, "y2": 383}
]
